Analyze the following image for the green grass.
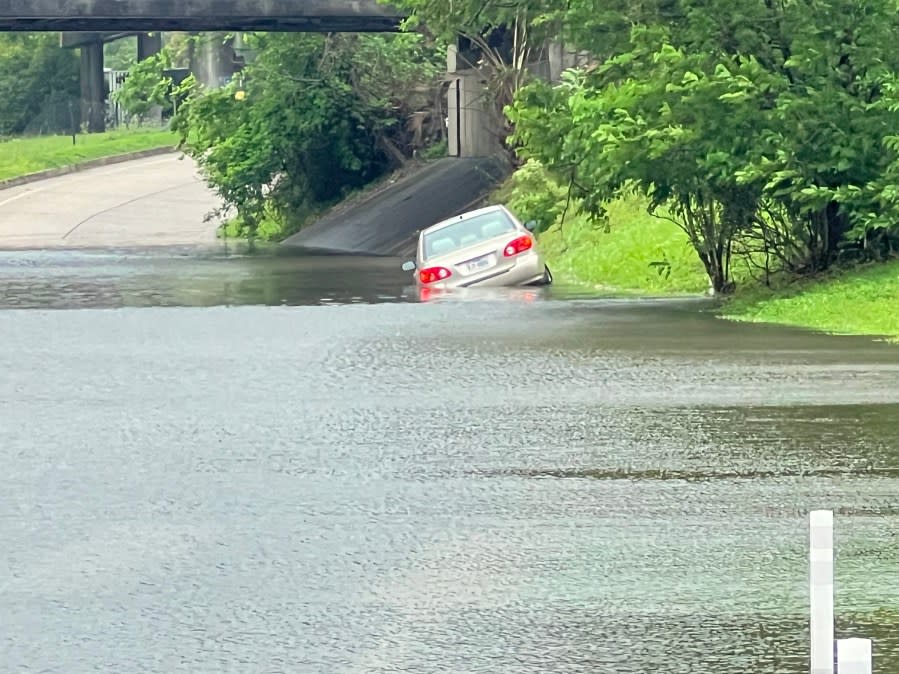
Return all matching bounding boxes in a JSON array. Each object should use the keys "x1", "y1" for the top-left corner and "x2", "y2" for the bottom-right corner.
[
  {"x1": 722, "y1": 260, "x2": 899, "y2": 340},
  {"x1": 524, "y1": 186, "x2": 898, "y2": 340},
  {"x1": 537, "y1": 193, "x2": 710, "y2": 295},
  {"x1": 0, "y1": 128, "x2": 179, "y2": 181}
]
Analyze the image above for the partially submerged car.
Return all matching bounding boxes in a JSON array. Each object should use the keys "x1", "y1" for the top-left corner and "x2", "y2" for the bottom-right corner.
[{"x1": 401, "y1": 205, "x2": 552, "y2": 289}]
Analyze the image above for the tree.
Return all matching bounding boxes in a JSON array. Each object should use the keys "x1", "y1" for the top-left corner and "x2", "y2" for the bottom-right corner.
[
  {"x1": 732, "y1": 0, "x2": 899, "y2": 271},
  {"x1": 104, "y1": 37, "x2": 137, "y2": 71},
  {"x1": 172, "y1": 32, "x2": 444, "y2": 239},
  {"x1": 506, "y1": 0, "x2": 899, "y2": 292},
  {"x1": 0, "y1": 33, "x2": 79, "y2": 135},
  {"x1": 112, "y1": 51, "x2": 174, "y2": 124},
  {"x1": 511, "y1": 41, "x2": 771, "y2": 293}
]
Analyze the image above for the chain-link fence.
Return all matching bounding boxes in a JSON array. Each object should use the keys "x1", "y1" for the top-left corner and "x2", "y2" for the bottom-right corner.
[
  {"x1": 18, "y1": 92, "x2": 81, "y2": 137},
  {"x1": 17, "y1": 97, "x2": 151, "y2": 137},
  {"x1": 16, "y1": 80, "x2": 165, "y2": 138}
]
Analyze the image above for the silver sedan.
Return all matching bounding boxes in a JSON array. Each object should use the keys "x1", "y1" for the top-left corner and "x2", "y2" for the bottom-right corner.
[{"x1": 401, "y1": 205, "x2": 552, "y2": 289}]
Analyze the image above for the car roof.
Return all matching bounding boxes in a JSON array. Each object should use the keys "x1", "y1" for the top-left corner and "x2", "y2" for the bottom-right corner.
[{"x1": 421, "y1": 204, "x2": 509, "y2": 236}]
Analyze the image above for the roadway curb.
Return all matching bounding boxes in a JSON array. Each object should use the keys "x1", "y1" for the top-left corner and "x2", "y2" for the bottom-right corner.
[{"x1": 0, "y1": 146, "x2": 179, "y2": 192}]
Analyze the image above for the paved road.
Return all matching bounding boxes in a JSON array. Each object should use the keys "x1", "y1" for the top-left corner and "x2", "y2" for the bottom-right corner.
[{"x1": 0, "y1": 153, "x2": 223, "y2": 249}]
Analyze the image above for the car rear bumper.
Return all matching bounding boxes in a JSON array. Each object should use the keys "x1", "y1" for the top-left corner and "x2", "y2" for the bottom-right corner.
[{"x1": 419, "y1": 250, "x2": 546, "y2": 289}]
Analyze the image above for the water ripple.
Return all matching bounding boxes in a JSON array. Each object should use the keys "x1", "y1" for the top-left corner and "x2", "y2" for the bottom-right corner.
[{"x1": 1, "y1": 252, "x2": 899, "y2": 673}]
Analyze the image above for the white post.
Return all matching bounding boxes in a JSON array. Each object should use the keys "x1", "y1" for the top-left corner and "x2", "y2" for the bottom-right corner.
[
  {"x1": 810, "y1": 510, "x2": 834, "y2": 674},
  {"x1": 837, "y1": 638, "x2": 872, "y2": 674}
]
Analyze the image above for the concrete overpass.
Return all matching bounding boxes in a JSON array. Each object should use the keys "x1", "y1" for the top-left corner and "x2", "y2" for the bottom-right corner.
[
  {"x1": 0, "y1": 0, "x2": 510, "y2": 157},
  {"x1": 0, "y1": 1, "x2": 404, "y2": 33},
  {"x1": 0, "y1": 0, "x2": 405, "y2": 134}
]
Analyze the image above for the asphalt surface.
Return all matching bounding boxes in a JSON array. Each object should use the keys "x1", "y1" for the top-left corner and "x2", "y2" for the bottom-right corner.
[
  {"x1": 0, "y1": 153, "x2": 223, "y2": 249},
  {"x1": 282, "y1": 156, "x2": 511, "y2": 256}
]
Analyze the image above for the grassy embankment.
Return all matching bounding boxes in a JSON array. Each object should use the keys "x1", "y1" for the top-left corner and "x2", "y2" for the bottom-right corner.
[
  {"x1": 536, "y1": 194, "x2": 710, "y2": 296},
  {"x1": 0, "y1": 128, "x2": 179, "y2": 182},
  {"x1": 529, "y1": 192, "x2": 899, "y2": 340},
  {"x1": 722, "y1": 262, "x2": 899, "y2": 340}
]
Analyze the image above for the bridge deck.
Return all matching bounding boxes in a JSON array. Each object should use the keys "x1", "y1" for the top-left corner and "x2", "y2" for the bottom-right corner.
[{"x1": 0, "y1": 0, "x2": 404, "y2": 32}]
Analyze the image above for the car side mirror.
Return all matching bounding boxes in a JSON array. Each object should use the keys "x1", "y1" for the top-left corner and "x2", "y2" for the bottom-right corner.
[
  {"x1": 524, "y1": 220, "x2": 538, "y2": 232},
  {"x1": 401, "y1": 261, "x2": 416, "y2": 272}
]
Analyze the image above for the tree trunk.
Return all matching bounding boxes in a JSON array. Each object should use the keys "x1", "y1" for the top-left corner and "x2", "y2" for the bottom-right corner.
[{"x1": 699, "y1": 249, "x2": 735, "y2": 295}]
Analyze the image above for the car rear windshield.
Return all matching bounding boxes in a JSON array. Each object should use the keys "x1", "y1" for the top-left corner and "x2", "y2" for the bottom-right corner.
[{"x1": 422, "y1": 211, "x2": 517, "y2": 260}]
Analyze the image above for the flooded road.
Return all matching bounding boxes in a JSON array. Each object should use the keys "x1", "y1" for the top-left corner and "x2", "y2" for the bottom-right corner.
[{"x1": 2, "y1": 246, "x2": 898, "y2": 674}]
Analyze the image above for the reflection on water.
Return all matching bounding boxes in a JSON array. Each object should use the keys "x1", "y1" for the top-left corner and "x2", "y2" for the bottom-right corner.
[
  {"x1": 0, "y1": 246, "x2": 616, "y2": 309},
  {"x1": 1, "y1": 246, "x2": 899, "y2": 673},
  {"x1": 0, "y1": 245, "x2": 418, "y2": 309},
  {"x1": 416, "y1": 284, "x2": 544, "y2": 304}
]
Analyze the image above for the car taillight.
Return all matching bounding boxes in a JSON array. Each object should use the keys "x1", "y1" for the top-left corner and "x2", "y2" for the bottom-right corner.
[
  {"x1": 419, "y1": 266, "x2": 452, "y2": 284},
  {"x1": 504, "y1": 235, "x2": 533, "y2": 257}
]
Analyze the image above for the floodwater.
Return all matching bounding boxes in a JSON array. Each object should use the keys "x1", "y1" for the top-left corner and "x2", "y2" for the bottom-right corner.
[{"x1": 1, "y1": 246, "x2": 898, "y2": 674}]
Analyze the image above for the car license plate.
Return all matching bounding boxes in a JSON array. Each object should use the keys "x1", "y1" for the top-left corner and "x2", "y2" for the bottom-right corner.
[{"x1": 466, "y1": 254, "x2": 495, "y2": 274}]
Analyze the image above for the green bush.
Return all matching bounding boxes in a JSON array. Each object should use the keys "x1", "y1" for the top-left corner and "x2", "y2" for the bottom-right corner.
[{"x1": 0, "y1": 34, "x2": 79, "y2": 135}]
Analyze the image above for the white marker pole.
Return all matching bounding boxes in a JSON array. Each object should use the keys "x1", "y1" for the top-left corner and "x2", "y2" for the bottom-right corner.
[
  {"x1": 837, "y1": 638, "x2": 872, "y2": 674},
  {"x1": 810, "y1": 510, "x2": 834, "y2": 674}
]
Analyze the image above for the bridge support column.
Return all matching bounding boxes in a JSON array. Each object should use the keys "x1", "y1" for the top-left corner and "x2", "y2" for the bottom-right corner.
[
  {"x1": 446, "y1": 45, "x2": 497, "y2": 158},
  {"x1": 80, "y1": 41, "x2": 105, "y2": 133},
  {"x1": 136, "y1": 32, "x2": 165, "y2": 126},
  {"x1": 137, "y1": 32, "x2": 162, "y2": 61},
  {"x1": 188, "y1": 33, "x2": 240, "y2": 89},
  {"x1": 546, "y1": 41, "x2": 590, "y2": 83}
]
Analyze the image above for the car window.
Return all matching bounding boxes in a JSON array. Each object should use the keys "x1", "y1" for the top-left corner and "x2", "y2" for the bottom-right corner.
[
  {"x1": 429, "y1": 237, "x2": 456, "y2": 256},
  {"x1": 423, "y1": 211, "x2": 517, "y2": 260}
]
